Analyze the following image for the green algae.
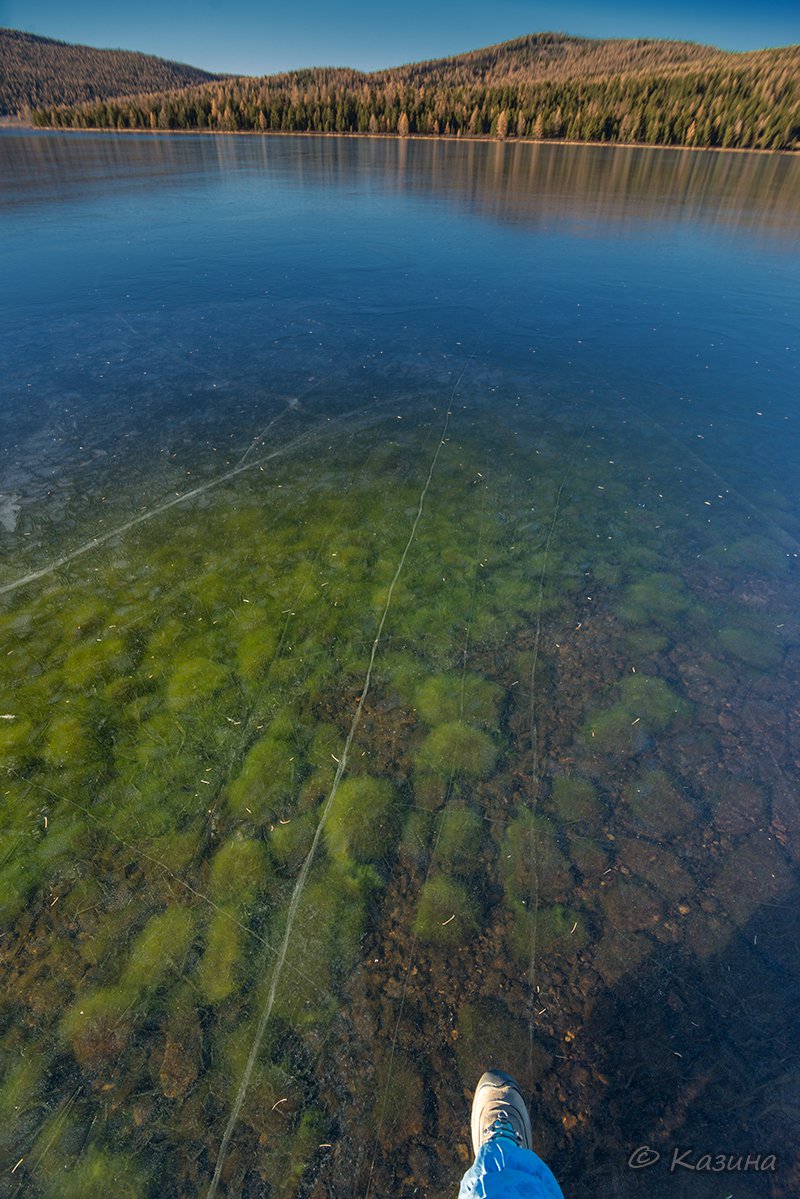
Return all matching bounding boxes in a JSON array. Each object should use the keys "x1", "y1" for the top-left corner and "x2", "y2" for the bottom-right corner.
[
  {"x1": 61, "y1": 906, "x2": 195, "y2": 1066},
  {"x1": 208, "y1": 835, "x2": 269, "y2": 912},
  {"x1": 119, "y1": 905, "x2": 195, "y2": 991},
  {"x1": 621, "y1": 674, "x2": 690, "y2": 723},
  {"x1": 624, "y1": 629, "x2": 670, "y2": 655},
  {"x1": 599, "y1": 875, "x2": 664, "y2": 934},
  {"x1": 718, "y1": 624, "x2": 782, "y2": 669},
  {"x1": 43, "y1": 711, "x2": 93, "y2": 768},
  {"x1": 59, "y1": 596, "x2": 108, "y2": 639},
  {"x1": 416, "y1": 721, "x2": 497, "y2": 779},
  {"x1": 398, "y1": 807, "x2": 435, "y2": 869},
  {"x1": 270, "y1": 811, "x2": 317, "y2": 869},
  {"x1": 500, "y1": 810, "x2": 572, "y2": 903},
  {"x1": 236, "y1": 624, "x2": 279, "y2": 683},
  {"x1": 583, "y1": 673, "x2": 690, "y2": 754},
  {"x1": 323, "y1": 775, "x2": 400, "y2": 865},
  {"x1": 0, "y1": 715, "x2": 35, "y2": 769},
  {"x1": 61, "y1": 634, "x2": 128, "y2": 690},
  {"x1": 411, "y1": 766, "x2": 450, "y2": 812},
  {"x1": 3, "y1": 408, "x2": 793, "y2": 1189},
  {"x1": 374, "y1": 1054, "x2": 423, "y2": 1151},
  {"x1": 551, "y1": 775, "x2": 601, "y2": 824},
  {"x1": 59, "y1": 984, "x2": 137, "y2": 1068},
  {"x1": 271, "y1": 867, "x2": 373, "y2": 1026},
  {"x1": 713, "y1": 533, "x2": 789, "y2": 574},
  {"x1": 0, "y1": 1053, "x2": 44, "y2": 1157},
  {"x1": 507, "y1": 900, "x2": 589, "y2": 964},
  {"x1": 617, "y1": 571, "x2": 693, "y2": 626},
  {"x1": 435, "y1": 803, "x2": 484, "y2": 874},
  {"x1": 412, "y1": 873, "x2": 480, "y2": 946},
  {"x1": 197, "y1": 913, "x2": 243, "y2": 1004},
  {"x1": 567, "y1": 833, "x2": 611, "y2": 884},
  {"x1": 414, "y1": 672, "x2": 503, "y2": 728},
  {"x1": 271, "y1": 1109, "x2": 327, "y2": 1199},
  {"x1": 380, "y1": 651, "x2": 427, "y2": 707},
  {"x1": 166, "y1": 655, "x2": 229, "y2": 710},
  {"x1": 227, "y1": 729, "x2": 299, "y2": 822},
  {"x1": 43, "y1": 1144, "x2": 147, "y2": 1199}
]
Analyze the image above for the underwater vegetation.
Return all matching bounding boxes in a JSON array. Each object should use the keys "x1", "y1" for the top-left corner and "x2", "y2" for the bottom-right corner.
[
  {"x1": 582, "y1": 673, "x2": 690, "y2": 755},
  {"x1": 505, "y1": 899, "x2": 590, "y2": 965},
  {"x1": 227, "y1": 726, "x2": 299, "y2": 823},
  {"x1": 435, "y1": 802, "x2": 486, "y2": 874},
  {"x1": 550, "y1": 775, "x2": 601, "y2": 824},
  {"x1": 413, "y1": 873, "x2": 482, "y2": 946},
  {"x1": 455, "y1": 999, "x2": 552, "y2": 1096},
  {"x1": 717, "y1": 622, "x2": 783, "y2": 670},
  {"x1": 374, "y1": 1053, "x2": 424, "y2": 1151},
  {"x1": 616, "y1": 571, "x2": 693, "y2": 626},
  {"x1": 501, "y1": 810, "x2": 573, "y2": 904},
  {"x1": 416, "y1": 721, "x2": 498, "y2": 779},
  {"x1": 324, "y1": 775, "x2": 400, "y2": 866},
  {"x1": 1, "y1": 398, "x2": 796, "y2": 1199},
  {"x1": 61, "y1": 905, "x2": 195, "y2": 1068},
  {"x1": 414, "y1": 672, "x2": 503, "y2": 729},
  {"x1": 622, "y1": 770, "x2": 697, "y2": 837}
]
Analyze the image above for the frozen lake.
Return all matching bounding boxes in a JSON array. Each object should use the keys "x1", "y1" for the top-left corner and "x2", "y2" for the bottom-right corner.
[{"x1": 1, "y1": 130, "x2": 799, "y2": 1198}]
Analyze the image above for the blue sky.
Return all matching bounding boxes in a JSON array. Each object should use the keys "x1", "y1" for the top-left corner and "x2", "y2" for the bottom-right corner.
[{"x1": 1, "y1": 0, "x2": 797, "y2": 75}]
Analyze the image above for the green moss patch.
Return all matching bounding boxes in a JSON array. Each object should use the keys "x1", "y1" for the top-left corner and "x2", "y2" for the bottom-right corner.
[
  {"x1": 166, "y1": 656, "x2": 228, "y2": 710},
  {"x1": 227, "y1": 730, "x2": 298, "y2": 822},
  {"x1": 412, "y1": 874, "x2": 481, "y2": 946},
  {"x1": 507, "y1": 900, "x2": 589, "y2": 965},
  {"x1": 456, "y1": 998, "x2": 551, "y2": 1095},
  {"x1": 414, "y1": 672, "x2": 503, "y2": 728},
  {"x1": 500, "y1": 810, "x2": 572, "y2": 903},
  {"x1": 208, "y1": 835, "x2": 269, "y2": 911},
  {"x1": 617, "y1": 572, "x2": 693, "y2": 626},
  {"x1": 551, "y1": 775, "x2": 600, "y2": 824},
  {"x1": 718, "y1": 624, "x2": 782, "y2": 670},
  {"x1": 435, "y1": 803, "x2": 484, "y2": 874},
  {"x1": 622, "y1": 770, "x2": 697, "y2": 837},
  {"x1": 416, "y1": 721, "x2": 497, "y2": 780},
  {"x1": 324, "y1": 775, "x2": 399, "y2": 865},
  {"x1": 583, "y1": 674, "x2": 690, "y2": 754},
  {"x1": 196, "y1": 913, "x2": 243, "y2": 1004}
]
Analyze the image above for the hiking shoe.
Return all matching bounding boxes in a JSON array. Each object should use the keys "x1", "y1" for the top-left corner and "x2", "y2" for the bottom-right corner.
[{"x1": 470, "y1": 1069, "x2": 533, "y2": 1155}]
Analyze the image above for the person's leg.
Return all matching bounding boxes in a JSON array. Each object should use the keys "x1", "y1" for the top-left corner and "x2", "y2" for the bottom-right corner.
[{"x1": 457, "y1": 1070, "x2": 565, "y2": 1198}]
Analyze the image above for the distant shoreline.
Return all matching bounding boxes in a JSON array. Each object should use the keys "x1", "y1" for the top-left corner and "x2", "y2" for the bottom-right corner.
[{"x1": 10, "y1": 122, "x2": 795, "y2": 157}]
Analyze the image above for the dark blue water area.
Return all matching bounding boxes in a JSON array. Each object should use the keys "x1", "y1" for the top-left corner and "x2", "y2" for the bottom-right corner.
[
  {"x1": 1, "y1": 131, "x2": 800, "y2": 1199},
  {"x1": 1, "y1": 132, "x2": 798, "y2": 517}
]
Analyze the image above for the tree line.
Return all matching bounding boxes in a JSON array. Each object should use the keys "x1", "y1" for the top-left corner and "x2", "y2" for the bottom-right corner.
[
  {"x1": 28, "y1": 33, "x2": 800, "y2": 152},
  {"x1": 0, "y1": 27, "x2": 219, "y2": 116}
]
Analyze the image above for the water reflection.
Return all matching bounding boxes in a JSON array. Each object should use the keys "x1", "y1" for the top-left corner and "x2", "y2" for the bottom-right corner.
[{"x1": 2, "y1": 129, "x2": 800, "y2": 239}]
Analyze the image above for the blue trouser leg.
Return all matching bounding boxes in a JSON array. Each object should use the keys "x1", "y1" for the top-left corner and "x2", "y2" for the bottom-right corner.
[{"x1": 458, "y1": 1139, "x2": 565, "y2": 1199}]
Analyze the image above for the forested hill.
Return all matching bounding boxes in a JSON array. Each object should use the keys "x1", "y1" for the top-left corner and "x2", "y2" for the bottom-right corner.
[
  {"x1": 29, "y1": 32, "x2": 800, "y2": 151},
  {"x1": 0, "y1": 28, "x2": 221, "y2": 116}
]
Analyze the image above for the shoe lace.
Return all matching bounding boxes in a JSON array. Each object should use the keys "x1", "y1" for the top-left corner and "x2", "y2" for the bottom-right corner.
[{"x1": 484, "y1": 1112, "x2": 521, "y2": 1146}]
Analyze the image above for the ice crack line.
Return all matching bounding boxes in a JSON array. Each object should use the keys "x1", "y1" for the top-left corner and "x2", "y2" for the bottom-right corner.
[
  {"x1": 205, "y1": 364, "x2": 468, "y2": 1199},
  {"x1": 0, "y1": 398, "x2": 384, "y2": 600}
]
